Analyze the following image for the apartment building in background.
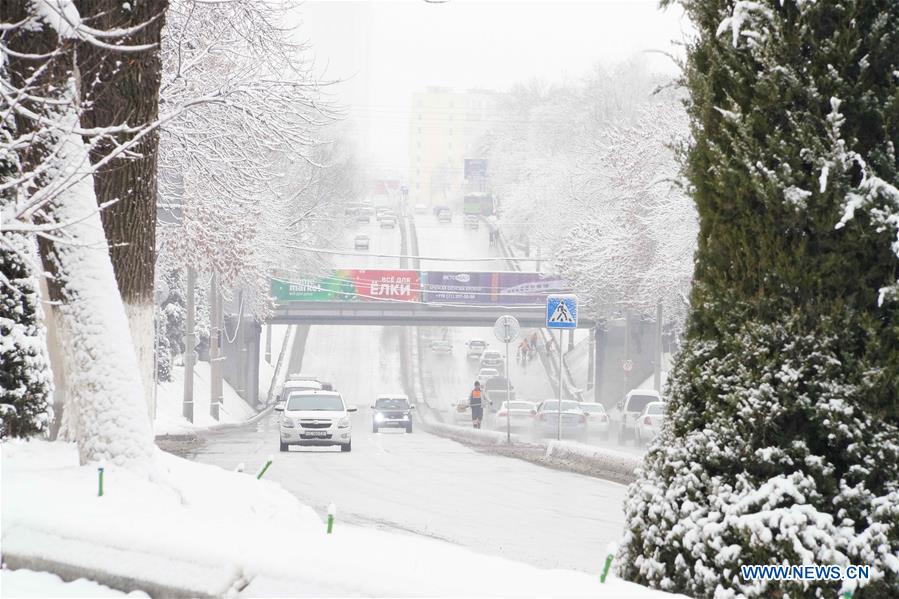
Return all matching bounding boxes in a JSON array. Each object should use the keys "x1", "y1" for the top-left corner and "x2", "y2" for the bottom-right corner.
[{"x1": 408, "y1": 87, "x2": 498, "y2": 207}]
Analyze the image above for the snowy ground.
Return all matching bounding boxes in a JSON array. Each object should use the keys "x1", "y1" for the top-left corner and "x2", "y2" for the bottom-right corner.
[
  {"x1": 154, "y1": 362, "x2": 257, "y2": 435},
  {"x1": 1, "y1": 441, "x2": 683, "y2": 598}
]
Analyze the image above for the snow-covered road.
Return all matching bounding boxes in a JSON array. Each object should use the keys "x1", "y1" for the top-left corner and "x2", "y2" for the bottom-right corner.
[{"x1": 183, "y1": 215, "x2": 630, "y2": 574}]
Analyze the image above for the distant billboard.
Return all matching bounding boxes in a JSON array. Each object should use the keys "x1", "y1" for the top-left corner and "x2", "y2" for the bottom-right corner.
[
  {"x1": 422, "y1": 271, "x2": 569, "y2": 305},
  {"x1": 464, "y1": 159, "x2": 488, "y2": 179},
  {"x1": 272, "y1": 270, "x2": 420, "y2": 303}
]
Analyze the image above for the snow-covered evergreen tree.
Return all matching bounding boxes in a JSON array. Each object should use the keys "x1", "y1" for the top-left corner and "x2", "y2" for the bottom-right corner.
[
  {"x1": 0, "y1": 233, "x2": 53, "y2": 439},
  {"x1": 618, "y1": 1, "x2": 899, "y2": 597}
]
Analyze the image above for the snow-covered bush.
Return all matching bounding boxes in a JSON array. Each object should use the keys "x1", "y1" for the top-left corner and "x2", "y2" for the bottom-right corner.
[
  {"x1": 620, "y1": 312, "x2": 899, "y2": 596},
  {"x1": 0, "y1": 234, "x2": 53, "y2": 439},
  {"x1": 619, "y1": 1, "x2": 899, "y2": 597}
]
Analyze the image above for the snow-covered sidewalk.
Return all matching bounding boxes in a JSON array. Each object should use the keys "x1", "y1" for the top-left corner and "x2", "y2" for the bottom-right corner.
[
  {"x1": 154, "y1": 363, "x2": 257, "y2": 435},
  {"x1": 1, "y1": 441, "x2": 683, "y2": 598}
]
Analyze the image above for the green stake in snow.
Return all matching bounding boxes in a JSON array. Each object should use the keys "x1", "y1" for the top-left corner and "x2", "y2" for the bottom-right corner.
[
  {"x1": 600, "y1": 553, "x2": 614, "y2": 583},
  {"x1": 98, "y1": 465, "x2": 105, "y2": 497},
  {"x1": 600, "y1": 543, "x2": 617, "y2": 583},
  {"x1": 256, "y1": 455, "x2": 273, "y2": 479},
  {"x1": 327, "y1": 502, "x2": 336, "y2": 534}
]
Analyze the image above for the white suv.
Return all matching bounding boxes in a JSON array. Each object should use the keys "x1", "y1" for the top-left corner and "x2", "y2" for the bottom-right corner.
[
  {"x1": 613, "y1": 388, "x2": 662, "y2": 445},
  {"x1": 276, "y1": 390, "x2": 358, "y2": 452}
]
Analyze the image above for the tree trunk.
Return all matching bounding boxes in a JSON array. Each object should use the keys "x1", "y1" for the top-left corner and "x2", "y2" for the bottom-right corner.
[
  {"x1": 5, "y1": 5, "x2": 155, "y2": 470},
  {"x1": 73, "y1": 0, "x2": 169, "y2": 421}
]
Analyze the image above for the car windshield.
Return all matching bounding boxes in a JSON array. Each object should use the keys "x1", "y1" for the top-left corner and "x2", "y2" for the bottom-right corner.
[
  {"x1": 507, "y1": 402, "x2": 533, "y2": 410},
  {"x1": 580, "y1": 404, "x2": 606, "y2": 413},
  {"x1": 286, "y1": 393, "x2": 344, "y2": 411},
  {"x1": 483, "y1": 352, "x2": 501, "y2": 359},
  {"x1": 375, "y1": 398, "x2": 409, "y2": 410},
  {"x1": 541, "y1": 400, "x2": 580, "y2": 411},
  {"x1": 469, "y1": 341, "x2": 485, "y2": 347},
  {"x1": 627, "y1": 394, "x2": 659, "y2": 412},
  {"x1": 480, "y1": 369, "x2": 498, "y2": 375},
  {"x1": 647, "y1": 403, "x2": 666, "y2": 415}
]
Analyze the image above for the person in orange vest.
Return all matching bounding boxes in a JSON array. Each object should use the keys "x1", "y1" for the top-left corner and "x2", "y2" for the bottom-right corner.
[{"x1": 469, "y1": 381, "x2": 484, "y2": 429}]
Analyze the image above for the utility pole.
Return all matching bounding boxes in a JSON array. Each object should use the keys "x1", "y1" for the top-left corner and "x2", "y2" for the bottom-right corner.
[
  {"x1": 586, "y1": 327, "x2": 596, "y2": 393},
  {"x1": 624, "y1": 308, "x2": 631, "y2": 394},
  {"x1": 653, "y1": 300, "x2": 663, "y2": 392},
  {"x1": 209, "y1": 271, "x2": 223, "y2": 420},
  {"x1": 182, "y1": 267, "x2": 195, "y2": 423},
  {"x1": 265, "y1": 322, "x2": 272, "y2": 364}
]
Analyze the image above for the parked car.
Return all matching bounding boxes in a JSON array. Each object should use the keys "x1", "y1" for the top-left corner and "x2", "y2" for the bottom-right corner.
[
  {"x1": 276, "y1": 390, "x2": 357, "y2": 452},
  {"x1": 371, "y1": 394, "x2": 415, "y2": 433},
  {"x1": 286, "y1": 373, "x2": 320, "y2": 383},
  {"x1": 532, "y1": 399, "x2": 588, "y2": 441},
  {"x1": 354, "y1": 234, "x2": 370, "y2": 250},
  {"x1": 492, "y1": 400, "x2": 537, "y2": 431},
  {"x1": 483, "y1": 376, "x2": 515, "y2": 409},
  {"x1": 278, "y1": 378, "x2": 323, "y2": 403},
  {"x1": 476, "y1": 367, "x2": 500, "y2": 386},
  {"x1": 612, "y1": 388, "x2": 663, "y2": 444},
  {"x1": 465, "y1": 339, "x2": 487, "y2": 359},
  {"x1": 479, "y1": 350, "x2": 505, "y2": 373},
  {"x1": 633, "y1": 401, "x2": 667, "y2": 445},
  {"x1": 414, "y1": 203, "x2": 428, "y2": 215},
  {"x1": 430, "y1": 339, "x2": 452, "y2": 354},
  {"x1": 579, "y1": 402, "x2": 611, "y2": 440},
  {"x1": 379, "y1": 215, "x2": 397, "y2": 228},
  {"x1": 356, "y1": 207, "x2": 374, "y2": 222},
  {"x1": 464, "y1": 214, "x2": 479, "y2": 229},
  {"x1": 437, "y1": 209, "x2": 452, "y2": 223}
]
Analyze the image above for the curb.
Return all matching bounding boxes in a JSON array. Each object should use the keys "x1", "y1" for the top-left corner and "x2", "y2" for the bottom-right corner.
[{"x1": 1, "y1": 528, "x2": 245, "y2": 598}]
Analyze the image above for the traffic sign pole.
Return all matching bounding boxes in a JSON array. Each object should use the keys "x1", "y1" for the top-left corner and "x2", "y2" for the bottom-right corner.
[
  {"x1": 506, "y1": 338, "x2": 511, "y2": 444},
  {"x1": 494, "y1": 315, "x2": 520, "y2": 445},
  {"x1": 557, "y1": 328, "x2": 563, "y2": 441},
  {"x1": 545, "y1": 295, "x2": 578, "y2": 442}
]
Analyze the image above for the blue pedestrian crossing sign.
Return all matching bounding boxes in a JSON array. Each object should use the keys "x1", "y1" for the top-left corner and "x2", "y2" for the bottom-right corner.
[{"x1": 546, "y1": 295, "x2": 578, "y2": 329}]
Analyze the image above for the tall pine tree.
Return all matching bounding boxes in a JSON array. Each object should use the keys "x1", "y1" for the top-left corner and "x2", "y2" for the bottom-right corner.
[
  {"x1": 0, "y1": 234, "x2": 53, "y2": 439},
  {"x1": 619, "y1": 1, "x2": 899, "y2": 597}
]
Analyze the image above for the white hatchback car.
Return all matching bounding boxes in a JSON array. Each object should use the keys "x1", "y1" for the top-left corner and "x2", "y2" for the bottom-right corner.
[
  {"x1": 476, "y1": 367, "x2": 499, "y2": 386},
  {"x1": 276, "y1": 390, "x2": 358, "y2": 452},
  {"x1": 579, "y1": 402, "x2": 611, "y2": 440},
  {"x1": 633, "y1": 401, "x2": 667, "y2": 445}
]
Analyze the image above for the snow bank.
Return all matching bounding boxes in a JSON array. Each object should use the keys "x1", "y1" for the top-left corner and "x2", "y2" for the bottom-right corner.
[
  {"x1": 0, "y1": 568, "x2": 139, "y2": 598},
  {"x1": 1, "y1": 440, "x2": 681, "y2": 598},
  {"x1": 154, "y1": 362, "x2": 256, "y2": 435}
]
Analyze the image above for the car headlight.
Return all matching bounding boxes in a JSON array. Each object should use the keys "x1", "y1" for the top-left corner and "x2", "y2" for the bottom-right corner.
[
  {"x1": 402, "y1": 414, "x2": 410, "y2": 420},
  {"x1": 281, "y1": 417, "x2": 294, "y2": 428},
  {"x1": 374, "y1": 413, "x2": 385, "y2": 423},
  {"x1": 338, "y1": 416, "x2": 351, "y2": 428}
]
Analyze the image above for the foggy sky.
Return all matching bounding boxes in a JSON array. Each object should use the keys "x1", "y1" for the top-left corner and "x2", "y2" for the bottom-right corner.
[{"x1": 294, "y1": 1, "x2": 690, "y2": 179}]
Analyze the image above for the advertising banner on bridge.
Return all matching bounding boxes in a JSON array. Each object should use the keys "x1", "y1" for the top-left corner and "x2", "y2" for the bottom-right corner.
[
  {"x1": 271, "y1": 276, "x2": 337, "y2": 301},
  {"x1": 496, "y1": 272, "x2": 569, "y2": 304},
  {"x1": 346, "y1": 269, "x2": 420, "y2": 302},
  {"x1": 421, "y1": 271, "x2": 489, "y2": 303},
  {"x1": 421, "y1": 271, "x2": 569, "y2": 305},
  {"x1": 272, "y1": 270, "x2": 420, "y2": 302},
  {"x1": 273, "y1": 270, "x2": 565, "y2": 304}
]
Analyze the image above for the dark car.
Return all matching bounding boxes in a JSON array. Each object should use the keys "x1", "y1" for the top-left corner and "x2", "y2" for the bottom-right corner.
[
  {"x1": 371, "y1": 394, "x2": 415, "y2": 433},
  {"x1": 483, "y1": 376, "x2": 515, "y2": 410}
]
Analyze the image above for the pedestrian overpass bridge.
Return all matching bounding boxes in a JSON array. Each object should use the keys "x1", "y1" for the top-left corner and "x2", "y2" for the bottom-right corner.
[
  {"x1": 269, "y1": 299, "x2": 595, "y2": 328},
  {"x1": 265, "y1": 270, "x2": 595, "y2": 328}
]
